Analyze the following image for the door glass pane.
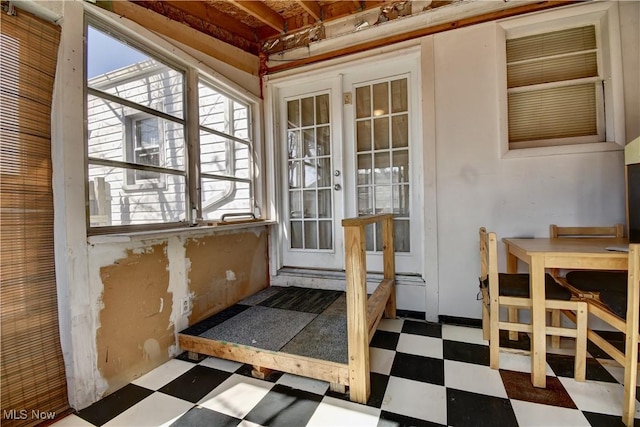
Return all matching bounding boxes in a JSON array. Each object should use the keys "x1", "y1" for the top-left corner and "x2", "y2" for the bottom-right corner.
[
  {"x1": 288, "y1": 130, "x2": 300, "y2": 159},
  {"x1": 374, "y1": 152, "x2": 391, "y2": 184},
  {"x1": 316, "y1": 94, "x2": 329, "y2": 124},
  {"x1": 374, "y1": 117, "x2": 389, "y2": 149},
  {"x1": 365, "y1": 223, "x2": 374, "y2": 251},
  {"x1": 356, "y1": 86, "x2": 371, "y2": 118},
  {"x1": 318, "y1": 189, "x2": 332, "y2": 218},
  {"x1": 358, "y1": 154, "x2": 372, "y2": 185},
  {"x1": 391, "y1": 79, "x2": 408, "y2": 113},
  {"x1": 373, "y1": 82, "x2": 389, "y2": 116},
  {"x1": 357, "y1": 120, "x2": 372, "y2": 152},
  {"x1": 301, "y1": 97, "x2": 314, "y2": 126},
  {"x1": 288, "y1": 100, "x2": 300, "y2": 128},
  {"x1": 289, "y1": 190, "x2": 302, "y2": 218},
  {"x1": 394, "y1": 219, "x2": 410, "y2": 252},
  {"x1": 303, "y1": 190, "x2": 317, "y2": 217},
  {"x1": 355, "y1": 77, "x2": 410, "y2": 253},
  {"x1": 317, "y1": 126, "x2": 330, "y2": 155},
  {"x1": 291, "y1": 221, "x2": 303, "y2": 248},
  {"x1": 392, "y1": 115, "x2": 408, "y2": 148},
  {"x1": 319, "y1": 221, "x2": 332, "y2": 249},
  {"x1": 317, "y1": 158, "x2": 331, "y2": 187},
  {"x1": 304, "y1": 221, "x2": 318, "y2": 249},
  {"x1": 286, "y1": 92, "x2": 334, "y2": 252},
  {"x1": 392, "y1": 151, "x2": 409, "y2": 183}
]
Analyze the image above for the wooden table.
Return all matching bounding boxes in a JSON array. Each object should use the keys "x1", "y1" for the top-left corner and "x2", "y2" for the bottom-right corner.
[{"x1": 501, "y1": 237, "x2": 629, "y2": 388}]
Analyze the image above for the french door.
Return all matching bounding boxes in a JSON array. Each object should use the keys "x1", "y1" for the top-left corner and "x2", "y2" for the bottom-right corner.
[{"x1": 277, "y1": 52, "x2": 422, "y2": 274}]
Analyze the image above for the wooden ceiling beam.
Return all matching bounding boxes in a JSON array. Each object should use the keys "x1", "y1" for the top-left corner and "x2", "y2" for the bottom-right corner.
[
  {"x1": 267, "y1": 0, "x2": 575, "y2": 74},
  {"x1": 228, "y1": 0, "x2": 285, "y2": 33},
  {"x1": 161, "y1": 1, "x2": 256, "y2": 41},
  {"x1": 98, "y1": 1, "x2": 259, "y2": 75},
  {"x1": 296, "y1": 1, "x2": 322, "y2": 21}
]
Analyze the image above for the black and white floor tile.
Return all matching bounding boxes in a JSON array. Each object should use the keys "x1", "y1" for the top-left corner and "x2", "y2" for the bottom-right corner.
[{"x1": 53, "y1": 319, "x2": 639, "y2": 427}]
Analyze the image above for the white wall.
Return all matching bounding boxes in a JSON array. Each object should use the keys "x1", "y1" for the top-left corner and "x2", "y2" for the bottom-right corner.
[{"x1": 433, "y1": 18, "x2": 627, "y2": 319}]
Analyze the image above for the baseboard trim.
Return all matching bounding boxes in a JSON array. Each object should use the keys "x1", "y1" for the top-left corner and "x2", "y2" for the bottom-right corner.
[
  {"x1": 396, "y1": 310, "x2": 427, "y2": 321},
  {"x1": 438, "y1": 315, "x2": 482, "y2": 328}
]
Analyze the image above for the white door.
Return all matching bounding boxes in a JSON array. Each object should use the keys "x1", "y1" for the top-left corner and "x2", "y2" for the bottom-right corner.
[
  {"x1": 277, "y1": 52, "x2": 422, "y2": 274},
  {"x1": 343, "y1": 55, "x2": 422, "y2": 274},
  {"x1": 279, "y1": 78, "x2": 344, "y2": 269}
]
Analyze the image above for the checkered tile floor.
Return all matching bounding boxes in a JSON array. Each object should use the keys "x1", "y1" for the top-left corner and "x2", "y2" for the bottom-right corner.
[{"x1": 53, "y1": 319, "x2": 638, "y2": 427}]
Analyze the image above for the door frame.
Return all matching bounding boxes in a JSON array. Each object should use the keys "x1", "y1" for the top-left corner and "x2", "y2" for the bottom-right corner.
[{"x1": 265, "y1": 44, "x2": 439, "y2": 320}]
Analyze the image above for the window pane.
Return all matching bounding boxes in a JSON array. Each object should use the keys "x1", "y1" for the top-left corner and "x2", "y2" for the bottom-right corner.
[
  {"x1": 87, "y1": 94, "x2": 185, "y2": 170},
  {"x1": 507, "y1": 26, "x2": 596, "y2": 63},
  {"x1": 88, "y1": 164, "x2": 186, "y2": 226},
  {"x1": 201, "y1": 179, "x2": 250, "y2": 220},
  {"x1": 393, "y1": 184, "x2": 410, "y2": 216},
  {"x1": 318, "y1": 189, "x2": 332, "y2": 218},
  {"x1": 287, "y1": 99, "x2": 300, "y2": 128},
  {"x1": 508, "y1": 83, "x2": 597, "y2": 142},
  {"x1": 233, "y1": 101, "x2": 250, "y2": 140},
  {"x1": 374, "y1": 185, "x2": 392, "y2": 212},
  {"x1": 317, "y1": 158, "x2": 331, "y2": 188},
  {"x1": 288, "y1": 160, "x2": 302, "y2": 188},
  {"x1": 507, "y1": 52, "x2": 598, "y2": 88},
  {"x1": 87, "y1": 26, "x2": 184, "y2": 119},
  {"x1": 365, "y1": 223, "x2": 374, "y2": 251},
  {"x1": 199, "y1": 132, "x2": 249, "y2": 179},
  {"x1": 358, "y1": 186, "x2": 373, "y2": 215},
  {"x1": 303, "y1": 129, "x2": 315, "y2": 157}
]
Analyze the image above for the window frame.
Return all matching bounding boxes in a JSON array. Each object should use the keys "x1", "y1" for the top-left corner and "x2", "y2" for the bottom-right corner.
[
  {"x1": 497, "y1": 1, "x2": 625, "y2": 159},
  {"x1": 84, "y1": 16, "x2": 260, "y2": 234}
]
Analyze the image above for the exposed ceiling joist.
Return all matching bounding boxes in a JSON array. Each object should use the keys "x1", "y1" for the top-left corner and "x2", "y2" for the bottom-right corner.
[
  {"x1": 228, "y1": 0, "x2": 285, "y2": 33},
  {"x1": 162, "y1": 0, "x2": 256, "y2": 41},
  {"x1": 296, "y1": 1, "x2": 322, "y2": 21}
]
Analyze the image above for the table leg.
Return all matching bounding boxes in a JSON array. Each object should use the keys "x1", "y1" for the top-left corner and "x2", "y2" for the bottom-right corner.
[
  {"x1": 506, "y1": 245, "x2": 518, "y2": 274},
  {"x1": 530, "y1": 255, "x2": 547, "y2": 388}
]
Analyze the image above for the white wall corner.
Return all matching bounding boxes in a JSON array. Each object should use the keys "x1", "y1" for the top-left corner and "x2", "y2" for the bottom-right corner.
[{"x1": 52, "y1": 0, "x2": 104, "y2": 410}]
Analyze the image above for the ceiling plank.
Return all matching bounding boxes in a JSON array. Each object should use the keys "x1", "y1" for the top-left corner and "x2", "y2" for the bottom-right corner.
[
  {"x1": 267, "y1": 0, "x2": 575, "y2": 74},
  {"x1": 228, "y1": 0, "x2": 285, "y2": 33},
  {"x1": 161, "y1": 1, "x2": 256, "y2": 41},
  {"x1": 98, "y1": 1, "x2": 259, "y2": 75},
  {"x1": 296, "y1": 1, "x2": 322, "y2": 21}
]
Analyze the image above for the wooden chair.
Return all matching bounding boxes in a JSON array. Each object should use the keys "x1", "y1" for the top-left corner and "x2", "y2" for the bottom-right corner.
[
  {"x1": 562, "y1": 244, "x2": 640, "y2": 426},
  {"x1": 479, "y1": 227, "x2": 588, "y2": 380},
  {"x1": 550, "y1": 224, "x2": 625, "y2": 239}
]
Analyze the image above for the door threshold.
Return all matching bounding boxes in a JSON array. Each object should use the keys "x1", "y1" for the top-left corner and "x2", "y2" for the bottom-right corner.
[{"x1": 275, "y1": 267, "x2": 425, "y2": 284}]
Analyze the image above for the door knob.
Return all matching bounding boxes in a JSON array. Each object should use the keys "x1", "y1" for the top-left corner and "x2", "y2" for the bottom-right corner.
[{"x1": 334, "y1": 183, "x2": 342, "y2": 191}]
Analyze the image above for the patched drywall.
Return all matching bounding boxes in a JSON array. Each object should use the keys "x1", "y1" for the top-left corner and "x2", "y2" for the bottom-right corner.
[
  {"x1": 96, "y1": 243, "x2": 174, "y2": 394},
  {"x1": 186, "y1": 229, "x2": 268, "y2": 323}
]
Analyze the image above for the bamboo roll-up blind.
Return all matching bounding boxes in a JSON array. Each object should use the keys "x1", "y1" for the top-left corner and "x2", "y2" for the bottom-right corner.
[{"x1": 0, "y1": 8, "x2": 70, "y2": 426}]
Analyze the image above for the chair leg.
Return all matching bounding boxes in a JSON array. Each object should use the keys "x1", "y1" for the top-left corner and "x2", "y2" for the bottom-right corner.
[
  {"x1": 573, "y1": 303, "x2": 587, "y2": 382},
  {"x1": 489, "y1": 298, "x2": 500, "y2": 370},
  {"x1": 551, "y1": 309, "x2": 561, "y2": 349},
  {"x1": 508, "y1": 308, "x2": 519, "y2": 340},
  {"x1": 482, "y1": 301, "x2": 490, "y2": 341}
]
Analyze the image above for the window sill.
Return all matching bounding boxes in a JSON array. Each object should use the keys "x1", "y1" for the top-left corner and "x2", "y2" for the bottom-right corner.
[
  {"x1": 501, "y1": 141, "x2": 624, "y2": 159},
  {"x1": 87, "y1": 220, "x2": 277, "y2": 245}
]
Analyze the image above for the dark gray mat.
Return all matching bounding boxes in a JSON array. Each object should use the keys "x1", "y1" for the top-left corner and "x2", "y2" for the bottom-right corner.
[
  {"x1": 238, "y1": 286, "x2": 285, "y2": 306},
  {"x1": 280, "y1": 314, "x2": 348, "y2": 364},
  {"x1": 199, "y1": 306, "x2": 316, "y2": 351},
  {"x1": 320, "y1": 294, "x2": 347, "y2": 317},
  {"x1": 258, "y1": 286, "x2": 343, "y2": 314}
]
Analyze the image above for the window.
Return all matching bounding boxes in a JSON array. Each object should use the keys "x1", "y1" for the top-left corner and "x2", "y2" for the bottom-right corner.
[
  {"x1": 500, "y1": 2, "x2": 625, "y2": 154},
  {"x1": 86, "y1": 21, "x2": 256, "y2": 231},
  {"x1": 507, "y1": 25, "x2": 603, "y2": 149},
  {"x1": 125, "y1": 115, "x2": 164, "y2": 188}
]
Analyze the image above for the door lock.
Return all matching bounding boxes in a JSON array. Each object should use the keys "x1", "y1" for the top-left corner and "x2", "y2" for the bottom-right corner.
[
  {"x1": 334, "y1": 183, "x2": 342, "y2": 191},
  {"x1": 334, "y1": 170, "x2": 341, "y2": 177}
]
